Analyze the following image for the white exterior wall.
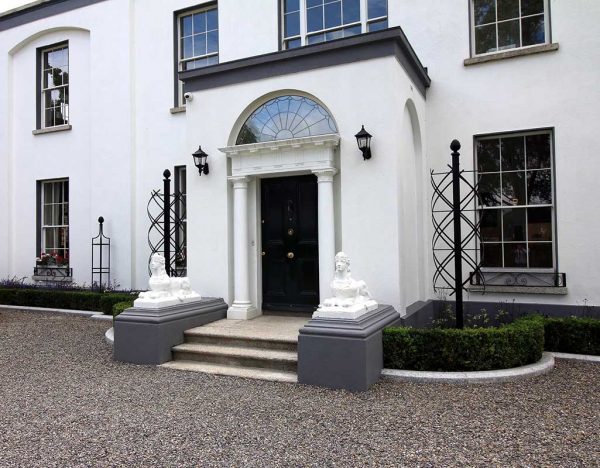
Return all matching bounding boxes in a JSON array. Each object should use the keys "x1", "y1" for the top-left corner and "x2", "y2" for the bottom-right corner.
[{"x1": 0, "y1": 0, "x2": 598, "y2": 310}]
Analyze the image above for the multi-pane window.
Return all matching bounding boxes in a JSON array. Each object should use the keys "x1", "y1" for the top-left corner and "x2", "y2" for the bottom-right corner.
[
  {"x1": 282, "y1": 0, "x2": 388, "y2": 49},
  {"x1": 41, "y1": 43, "x2": 69, "y2": 128},
  {"x1": 40, "y1": 180, "x2": 69, "y2": 264},
  {"x1": 174, "y1": 166, "x2": 187, "y2": 274},
  {"x1": 477, "y1": 130, "x2": 554, "y2": 270},
  {"x1": 176, "y1": 5, "x2": 218, "y2": 105},
  {"x1": 472, "y1": 0, "x2": 548, "y2": 56}
]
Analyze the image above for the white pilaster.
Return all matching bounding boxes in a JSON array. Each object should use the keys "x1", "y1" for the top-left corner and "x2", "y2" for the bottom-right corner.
[
  {"x1": 228, "y1": 176, "x2": 258, "y2": 320},
  {"x1": 313, "y1": 168, "x2": 338, "y2": 303}
]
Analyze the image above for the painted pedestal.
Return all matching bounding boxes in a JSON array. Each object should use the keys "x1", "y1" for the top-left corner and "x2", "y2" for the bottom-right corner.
[
  {"x1": 297, "y1": 304, "x2": 401, "y2": 392},
  {"x1": 113, "y1": 297, "x2": 227, "y2": 365}
]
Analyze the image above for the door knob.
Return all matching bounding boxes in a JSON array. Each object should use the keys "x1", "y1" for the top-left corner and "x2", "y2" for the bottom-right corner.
[
  {"x1": 261, "y1": 251, "x2": 266, "y2": 256},
  {"x1": 286, "y1": 252, "x2": 295, "y2": 259}
]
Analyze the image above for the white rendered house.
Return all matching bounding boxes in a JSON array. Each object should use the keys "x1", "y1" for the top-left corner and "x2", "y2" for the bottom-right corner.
[{"x1": 1, "y1": 0, "x2": 599, "y2": 319}]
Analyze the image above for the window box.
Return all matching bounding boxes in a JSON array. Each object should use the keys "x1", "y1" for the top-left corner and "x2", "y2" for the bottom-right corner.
[{"x1": 33, "y1": 265, "x2": 73, "y2": 282}]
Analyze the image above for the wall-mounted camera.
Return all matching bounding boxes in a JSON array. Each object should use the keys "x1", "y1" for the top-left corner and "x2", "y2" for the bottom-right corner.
[{"x1": 184, "y1": 92, "x2": 193, "y2": 102}]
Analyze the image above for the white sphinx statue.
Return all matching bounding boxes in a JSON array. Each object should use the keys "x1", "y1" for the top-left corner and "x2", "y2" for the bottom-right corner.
[
  {"x1": 134, "y1": 253, "x2": 201, "y2": 309},
  {"x1": 313, "y1": 252, "x2": 378, "y2": 319}
]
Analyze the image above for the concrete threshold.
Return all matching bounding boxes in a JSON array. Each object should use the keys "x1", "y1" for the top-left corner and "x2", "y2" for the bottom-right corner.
[{"x1": 381, "y1": 352, "x2": 555, "y2": 384}]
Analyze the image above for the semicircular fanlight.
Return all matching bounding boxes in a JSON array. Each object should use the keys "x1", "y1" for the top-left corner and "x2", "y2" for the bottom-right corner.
[{"x1": 236, "y1": 95, "x2": 338, "y2": 145}]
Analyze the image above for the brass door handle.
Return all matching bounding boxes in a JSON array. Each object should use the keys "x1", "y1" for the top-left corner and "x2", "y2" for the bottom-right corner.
[{"x1": 286, "y1": 252, "x2": 295, "y2": 259}]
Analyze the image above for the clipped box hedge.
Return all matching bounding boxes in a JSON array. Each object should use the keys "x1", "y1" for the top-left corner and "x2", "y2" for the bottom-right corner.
[
  {"x1": 544, "y1": 317, "x2": 600, "y2": 355},
  {"x1": 0, "y1": 288, "x2": 134, "y2": 315},
  {"x1": 383, "y1": 316, "x2": 545, "y2": 372},
  {"x1": 112, "y1": 300, "x2": 135, "y2": 318}
]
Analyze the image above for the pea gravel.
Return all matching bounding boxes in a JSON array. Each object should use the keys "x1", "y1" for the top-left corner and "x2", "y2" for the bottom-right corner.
[{"x1": 1, "y1": 309, "x2": 598, "y2": 467}]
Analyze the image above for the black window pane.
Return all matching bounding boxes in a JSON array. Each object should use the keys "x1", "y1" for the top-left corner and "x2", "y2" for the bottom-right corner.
[
  {"x1": 307, "y1": 6, "x2": 324, "y2": 32},
  {"x1": 324, "y1": 1, "x2": 342, "y2": 29},
  {"x1": 481, "y1": 210, "x2": 502, "y2": 242},
  {"x1": 182, "y1": 37, "x2": 193, "y2": 59},
  {"x1": 307, "y1": 0, "x2": 322, "y2": 7},
  {"x1": 307, "y1": 33, "x2": 325, "y2": 44},
  {"x1": 501, "y1": 136, "x2": 525, "y2": 171},
  {"x1": 522, "y1": 14, "x2": 545, "y2": 46},
  {"x1": 193, "y1": 34, "x2": 206, "y2": 56},
  {"x1": 528, "y1": 207, "x2": 552, "y2": 241},
  {"x1": 343, "y1": 0, "x2": 360, "y2": 23},
  {"x1": 505, "y1": 243, "x2": 528, "y2": 267},
  {"x1": 368, "y1": 0, "x2": 387, "y2": 19},
  {"x1": 285, "y1": 11, "x2": 300, "y2": 37},
  {"x1": 526, "y1": 133, "x2": 551, "y2": 169},
  {"x1": 368, "y1": 19, "x2": 388, "y2": 32},
  {"x1": 325, "y1": 29, "x2": 343, "y2": 41},
  {"x1": 498, "y1": 19, "x2": 521, "y2": 49},
  {"x1": 343, "y1": 24, "x2": 362, "y2": 37},
  {"x1": 503, "y1": 208, "x2": 526, "y2": 241},
  {"x1": 284, "y1": 0, "x2": 300, "y2": 13},
  {"x1": 475, "y1": 24, "x2": 497, "y2": 54},
  {"x1": 207, "y1": 9, "x2": 218, "y2": 30},
  {"x1": 478, "y1": 174, "x2": 501, "y2": 207},
  {"x1": 285, "y1": 38, "x2": 302, "y2": 49},
  {"x1": 502, "y1": 171, "x2": 526, "y2": 206},
  {"x1": 521, "y1": 0, "x2": 544, "y2": 16},
  {"x1": 497, "y1": 0, "x2": 519, "y2": 20},
  {"x1": 481, "y1": 243, "x2": 502, "y2": 267},
  {"x1": 529, "y1": 243, "x2": 553, "y2": 268},
  {"x1": 527, "y1": 170, "x2": 552, "y2": 204},
  {"x1": 193, "y1": 12, "x2": 206, "y2": 34},
  {"x1": 207, "y1": 31, "x2": 218, "y2": 54},
  {"x1": 477, "y1": 139, "x2": 500, "y2": 172},
  {"x1": 473, "y1": 0, "x2": 495, "y2": 25},
  {"x1": 181, "y1": 15, "x2": 192, "y2": 36}
]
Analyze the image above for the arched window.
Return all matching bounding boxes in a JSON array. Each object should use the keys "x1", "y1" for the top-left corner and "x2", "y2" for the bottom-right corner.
[{"x1": 236, "y1": 95, "x2": 337, "y2": 145}]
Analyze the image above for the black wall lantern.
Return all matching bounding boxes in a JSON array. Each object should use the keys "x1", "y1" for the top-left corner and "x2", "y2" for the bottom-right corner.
[
  {"x1": 192, "y1": 146, "x2": 209, "y2": 176},
  {"x1": 355, "y1": 125, "x2": 372, "y2": 160}
]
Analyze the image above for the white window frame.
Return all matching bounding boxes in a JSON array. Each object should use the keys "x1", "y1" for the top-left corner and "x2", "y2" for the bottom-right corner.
[
  {"x1": 281, "y1": 0, "x2": 388, "y2": 49},
  {"x1": 40, "y1": 42, "x2": 69, "y2": 128},
  {"x1": 176, "y1": 4, "x2": 219, "y2": 106},
  {"x1": 40, "y1": 179, "x2": 69, "y2": 263},
  {"x1": 475, "y1": 129, "x2": 556, "y2": 273},
  {"x1": 470, "y1": 0, "x2": 551, "y2": 57}
]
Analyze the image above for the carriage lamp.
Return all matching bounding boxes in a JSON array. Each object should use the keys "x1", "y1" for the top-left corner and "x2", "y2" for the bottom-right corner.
[
  {"x1": 192, "y1": 146, "x2": 209, "y2": 176},
  {"x1": 355, "y1": 125, "x2": 372, "y2": 160}
]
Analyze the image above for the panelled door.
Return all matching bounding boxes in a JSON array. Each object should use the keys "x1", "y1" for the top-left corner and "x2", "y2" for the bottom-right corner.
[{"x1": 261, "y1": 175, "x2": 319, "y2": 312}]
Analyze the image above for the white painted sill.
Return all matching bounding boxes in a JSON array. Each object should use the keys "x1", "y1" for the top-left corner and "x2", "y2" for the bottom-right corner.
[
  {"x1": 464, "y1": 43, "x2": 559, "y2": 66},
  {"x1": 32, "y1": 124, "x2": 72, "y2": 135},
  {"x1": 170, "y1": 106, "x2": 186, "y2": 114},
  {"x1": 468, "y1": 285, "x2": 568, "y2": 295}
]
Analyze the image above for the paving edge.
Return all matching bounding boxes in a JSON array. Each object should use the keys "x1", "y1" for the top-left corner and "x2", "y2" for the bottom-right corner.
[
  {"x1": 551, "y1": 352, "x2": 600, "y2": 362},
  {"x1": 0, "y1": 304, "x2": 98, "y2": 317},
  {"x1": 105, "y1": 327, "x2": 114, "y2": 346},
  {"x1": 381, "y1": 352, "x2": 555, "y2": 384}
]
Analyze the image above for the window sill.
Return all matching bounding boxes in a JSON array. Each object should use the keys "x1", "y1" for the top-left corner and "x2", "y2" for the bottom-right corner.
[
  {"x1": 464, "y1": 43, "x2": 559, "y2": 66},
  {"x1": 170, "y1": 106, "x2": 186, "y2": 114},
  {"x1": 468, "y1": 285, "x2": 568, "y2": 295},
  {"x1": 32, "y1": 124, "x2": 72, "y2": 135}
]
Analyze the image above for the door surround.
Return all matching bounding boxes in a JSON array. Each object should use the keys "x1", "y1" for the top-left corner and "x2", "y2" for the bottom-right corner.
[{"x1": 220, "y1": 134, "x2": 339, "y2": 319}]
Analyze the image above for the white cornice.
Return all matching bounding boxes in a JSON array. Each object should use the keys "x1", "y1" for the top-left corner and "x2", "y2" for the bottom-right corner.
[{"x1": 219, "y1": 134, "x2": 340, "y2": 157}]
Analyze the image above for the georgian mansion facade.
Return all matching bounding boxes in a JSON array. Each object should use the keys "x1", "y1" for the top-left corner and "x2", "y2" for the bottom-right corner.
[{"x1": 1, "y1": 0, "x2": 599, "y2": 318}]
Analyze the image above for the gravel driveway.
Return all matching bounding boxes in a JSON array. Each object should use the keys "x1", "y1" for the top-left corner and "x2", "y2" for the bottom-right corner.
[{"x1": 0, "y1": 309, "x2": 598, "y2": 467}]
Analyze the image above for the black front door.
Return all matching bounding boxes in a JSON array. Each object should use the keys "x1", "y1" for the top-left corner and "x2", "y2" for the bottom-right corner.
[{"x1": 261, "y1": 175, "x2": 319, "y2": 312}]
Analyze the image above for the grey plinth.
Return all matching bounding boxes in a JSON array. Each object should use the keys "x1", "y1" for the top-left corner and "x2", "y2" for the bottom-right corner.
[
  {"x1": 113, "y1": 297, "x2": 227, "y2": 365},
  {"x1": 297, "y1": 305, "x2": 401, "y2": 392}
]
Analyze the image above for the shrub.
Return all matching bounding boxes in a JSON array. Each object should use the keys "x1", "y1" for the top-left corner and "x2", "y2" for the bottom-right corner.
[
  {"x1": 544, "y1": 317, "x2": 600, "y2": 355},
  {"x1": 383, "y1": 316, "x2": 545, "y2": 371},
  {"x1": 0, "y1": 288, "x2": 133, "y2": 314},
  {"x1": 112, "y1": 300, "x2": 134, "y2": 318}
]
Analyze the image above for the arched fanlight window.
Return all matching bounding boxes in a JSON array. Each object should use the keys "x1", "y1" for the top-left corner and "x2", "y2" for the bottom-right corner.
[{"x1": 236, "y1": 95, "x2": 338, "y2": 145}]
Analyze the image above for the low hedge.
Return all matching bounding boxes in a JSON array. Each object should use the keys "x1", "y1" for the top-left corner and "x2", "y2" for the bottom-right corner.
[
  {"x1": 0, "y1": 288, "x2": 133, "y2": 314},
  {"x1": 544, "y1": 317, "x2": 600, "y2": 355},
  {"x1": 112, "y1": 300, "x2": 135, "y2": 318},
  {"x1": 383, "y1": 316, "x2": 545, "y2": 372}
]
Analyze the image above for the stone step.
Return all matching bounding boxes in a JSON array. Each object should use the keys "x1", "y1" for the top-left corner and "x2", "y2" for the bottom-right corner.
[
  {"x1": 183, "y1": 329, "x2": 297, "y2": 352},
  {"x1": 172, "y1": 342, "x2": 298, "y2": 373},
  {"x1": 161, "y1": 360, "x2": 298, "y2": 383}
]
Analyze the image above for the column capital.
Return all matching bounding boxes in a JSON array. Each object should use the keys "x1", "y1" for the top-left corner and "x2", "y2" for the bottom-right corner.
[
  {"x1": 228, "y1": 175, "x2": 251, "y2": 189},
  {"x1": 312, "y1": 168, "x2": 338, "y2": 183}
]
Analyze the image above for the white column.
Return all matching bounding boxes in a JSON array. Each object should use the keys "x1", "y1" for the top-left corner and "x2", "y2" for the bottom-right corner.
[
  {"x1": 228, "y1": 176, "x2": 258, "y2": 320},
  {"x1": 313, "y1": 168, "x2": 338, "y2": 304}
]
